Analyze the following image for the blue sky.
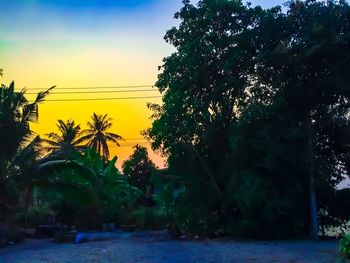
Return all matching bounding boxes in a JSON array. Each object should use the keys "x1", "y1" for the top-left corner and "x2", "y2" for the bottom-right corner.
[
  {"x1": 0, "y1": 1, "x2": 286, "y2": 32},
  {"x1": 0, "y1": 0, "x2": 155, "y2": 8},
  {"x1": 1, "y1": 0, "x2": 283, "y2": 6},
  {"x1": 0, "y1": 0, "x2": 285, "y2": 10}
]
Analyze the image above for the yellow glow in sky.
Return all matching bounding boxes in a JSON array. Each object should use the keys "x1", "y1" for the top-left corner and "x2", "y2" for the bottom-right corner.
[{"x1": 0, "y1": 0, "x2": 182, "y2": 168}]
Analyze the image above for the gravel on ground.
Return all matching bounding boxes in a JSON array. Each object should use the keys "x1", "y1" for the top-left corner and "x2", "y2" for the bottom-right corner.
[{"x1": 0, "y1": 232, "x2": 346, "y2": 263}]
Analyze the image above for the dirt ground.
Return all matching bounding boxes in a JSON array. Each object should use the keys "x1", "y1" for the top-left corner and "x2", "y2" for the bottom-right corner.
[{"x1": 0, "y1": 233, "x2": 347, "y2": 263}]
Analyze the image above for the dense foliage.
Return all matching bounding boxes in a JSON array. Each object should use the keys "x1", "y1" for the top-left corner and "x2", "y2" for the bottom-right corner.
[
  {"x1": 122, "y1": 145, "x2": 157, "y2": 193},
  {"x1": 146, "y1": 0, "x2": 350, "y2": 238},
  {"x1": 339, "y1": 233, "x2": 350, "y2": 258},
  {"x1": 38, "y1": 149, "x2": 141, "y2": 229},
  {"x1": 0, "y1": 82, "x2": 53, "y2": 223}
]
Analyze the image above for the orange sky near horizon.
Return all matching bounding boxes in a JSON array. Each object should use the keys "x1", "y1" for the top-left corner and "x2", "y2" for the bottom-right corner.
[
  {"x1": 0, "y1": 0, "x2": 184, "y2": 169},
  {"x1": 0, "y1": 54, "x2": 167, "y2": 169}
]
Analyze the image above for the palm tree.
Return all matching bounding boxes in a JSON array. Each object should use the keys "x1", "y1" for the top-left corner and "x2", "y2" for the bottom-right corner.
[
  {"x1": 79, "y1": 113, "x2": 123, "y2": 160},
  {"x1": 42, "y1": 119, "x2": 84, "y2": 157},
  {"x1": 0, "y1": 81, "x2": 54, "y2": 168},
  {"x1": 0, "y1": 81, "x2": 54, "y2": 221}
]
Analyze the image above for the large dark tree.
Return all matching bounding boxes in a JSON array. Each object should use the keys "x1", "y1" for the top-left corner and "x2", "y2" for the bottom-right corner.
[
  {"x1": 146, "y1": 0, "x2": 350, "y2": 238},
  {"x1": 253, "y1": 0, "x2": 350, "y2": 240}
]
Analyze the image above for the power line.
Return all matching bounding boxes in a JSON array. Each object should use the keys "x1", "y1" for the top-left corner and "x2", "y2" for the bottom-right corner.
[
  {"x1": 43, "y1": 95, "x2": 162, "y2": 102},
  {"x1": 26, "y1": 89, "x2": 158, "y2": 95},
  {"x1": 20, "y1": 85, "x2": 155, "y2": 91}
]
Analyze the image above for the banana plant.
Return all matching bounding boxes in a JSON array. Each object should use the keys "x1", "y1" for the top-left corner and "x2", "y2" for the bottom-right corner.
[{"x1": 36, "y1": 148, "x2": 142, "y2": 225}]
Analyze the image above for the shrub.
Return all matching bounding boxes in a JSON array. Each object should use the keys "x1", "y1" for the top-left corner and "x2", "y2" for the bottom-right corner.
[
  {"x1": 127, "y1": 207, "x2": 168, "y2": 230},
  {"x1": 0, "y1": 225, "x2": 24, "y2": 247},
  {"x1": 339, "y1": 233, "x2": 350, "y2": 258}
]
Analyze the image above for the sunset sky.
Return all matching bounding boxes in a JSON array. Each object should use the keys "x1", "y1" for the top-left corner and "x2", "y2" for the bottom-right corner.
[{"x1": 0, "y1": 0, "x2": 284, "y2": 169}]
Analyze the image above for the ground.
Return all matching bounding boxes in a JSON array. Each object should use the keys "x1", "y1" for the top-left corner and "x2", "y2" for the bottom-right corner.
[{"x1": 0, "y1": 232, "x2": 347, "y2": 263}]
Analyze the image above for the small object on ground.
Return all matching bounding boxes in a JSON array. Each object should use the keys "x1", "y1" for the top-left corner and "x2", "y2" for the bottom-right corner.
[
  {"x1": 179, "y1": 235, "x2": 187, "y2": 240},
  {"x1": 75, "y1": 233, "x2": 87, "y2": 243},
  {"x1": 75, "y1": 232, "x2": 119, "y2": 244}
]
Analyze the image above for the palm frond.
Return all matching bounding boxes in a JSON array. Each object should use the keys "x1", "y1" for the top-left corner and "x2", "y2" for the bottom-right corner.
[
  {"x1": 41, "y1": 138, "x2": 61, "y2": 147},
  {"x1": 106, "y1": 132, "x2": 124, "y2": 140},
  {"x1": 106, "y1": 135, "x2": 121, "y2": 147},
  {"x1": 46, "y1": 132, "x2": 62, "y2": 142},
  {"x1": 74, "y1": 133, "x2": 94, "y2": 144}
]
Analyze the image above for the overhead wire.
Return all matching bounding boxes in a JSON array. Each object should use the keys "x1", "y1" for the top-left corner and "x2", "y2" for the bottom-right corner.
[
  {"x1": 19, "y1": 85, "x2": 155, "y2": 91},
  {"x1": 43, "y1": 95, "x2": 162, "y2": 102},
  {"x1": 24, "y1": 86, "x2": 159, "y2": 147},
  {"x1": 21, "y1": 85, "x2": 162, "y2": 102},
  {"x1": 26, "y1": 89, "x2": 158, "y2": 95}
]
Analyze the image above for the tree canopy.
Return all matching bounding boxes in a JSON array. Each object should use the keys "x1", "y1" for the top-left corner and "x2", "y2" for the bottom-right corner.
[
  {"x1": 146, "y1": 0, "x2": 350, "y2": 238},
  {"x1": 122, "y1": 145, "x2": 157, "y2": 193}
]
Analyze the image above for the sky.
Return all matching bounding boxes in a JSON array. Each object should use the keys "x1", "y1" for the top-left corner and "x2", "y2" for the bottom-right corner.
[{"x1": 0, "y1": 0, "x2": 285, "y2": 169}]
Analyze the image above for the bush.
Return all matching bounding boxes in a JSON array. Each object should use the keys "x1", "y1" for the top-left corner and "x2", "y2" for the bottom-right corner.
[
  {"x1": 339, "y1": 233, "x2": 350, "y2": 258},
  {"x1": 127, "y1": 207, "x2": 168, "y2": 230},
  {"x1": 0, "y1": 225, "x2": 24, "y2": 247}
]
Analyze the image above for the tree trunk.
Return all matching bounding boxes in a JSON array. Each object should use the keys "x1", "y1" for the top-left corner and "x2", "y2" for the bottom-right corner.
[
  {"x1": 307, "y1": 116, "x2": 318, "y2": 241},
  {"x1": 187, "y1": 144, "x2": 224, "y2": 202}
]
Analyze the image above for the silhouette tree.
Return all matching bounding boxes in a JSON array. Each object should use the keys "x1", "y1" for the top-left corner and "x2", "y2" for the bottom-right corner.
[
  {"x1": 0, "y1": 82, "x2": 54, "y2": 165},
  {"x1": 146, "y1": 0, "x2": 350, "y2": 238},
  {"x1": 42, "y1": 119, "x2": 84, "y2": 158},
  {"x1": 0, "y1": 81, "x2": 53, "y2": 221},
  {"x1": 122, "y1": 145, "x2": 157, "y2": 193},
  {"x1": 79, "y1": 113, "x2": 123, "y2": 160}
]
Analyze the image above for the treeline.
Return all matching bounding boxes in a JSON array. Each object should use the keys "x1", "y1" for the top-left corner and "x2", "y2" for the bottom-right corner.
[
  {"x1": 0, "y1": 82, "x2": 158, "y2": 234},
  {"x1": 145, "y1": 0, "x2": 350, "y2": 239}
]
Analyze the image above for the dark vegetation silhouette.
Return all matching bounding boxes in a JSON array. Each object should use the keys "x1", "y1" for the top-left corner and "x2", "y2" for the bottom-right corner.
[
  {"x1": 144, "y1": 0, "x2": 350, "y2": 240},
  {"x1": 122, "y1": 145, "x2": 157, "y2": 193},
  {"x1": 79, "y1": 113, "x2": 124, "y2": 160},
  {"x1": 42, "y1": 119, "x2": 85, "y2": 158},
  {"x1": 0, "y1": 0, "x2": 350, "y2": 252}
]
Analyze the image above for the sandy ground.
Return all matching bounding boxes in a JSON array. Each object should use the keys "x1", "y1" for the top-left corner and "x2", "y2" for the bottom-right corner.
[{"x1": 0, "y1": 232, "x2": 347, "y2": 263}]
